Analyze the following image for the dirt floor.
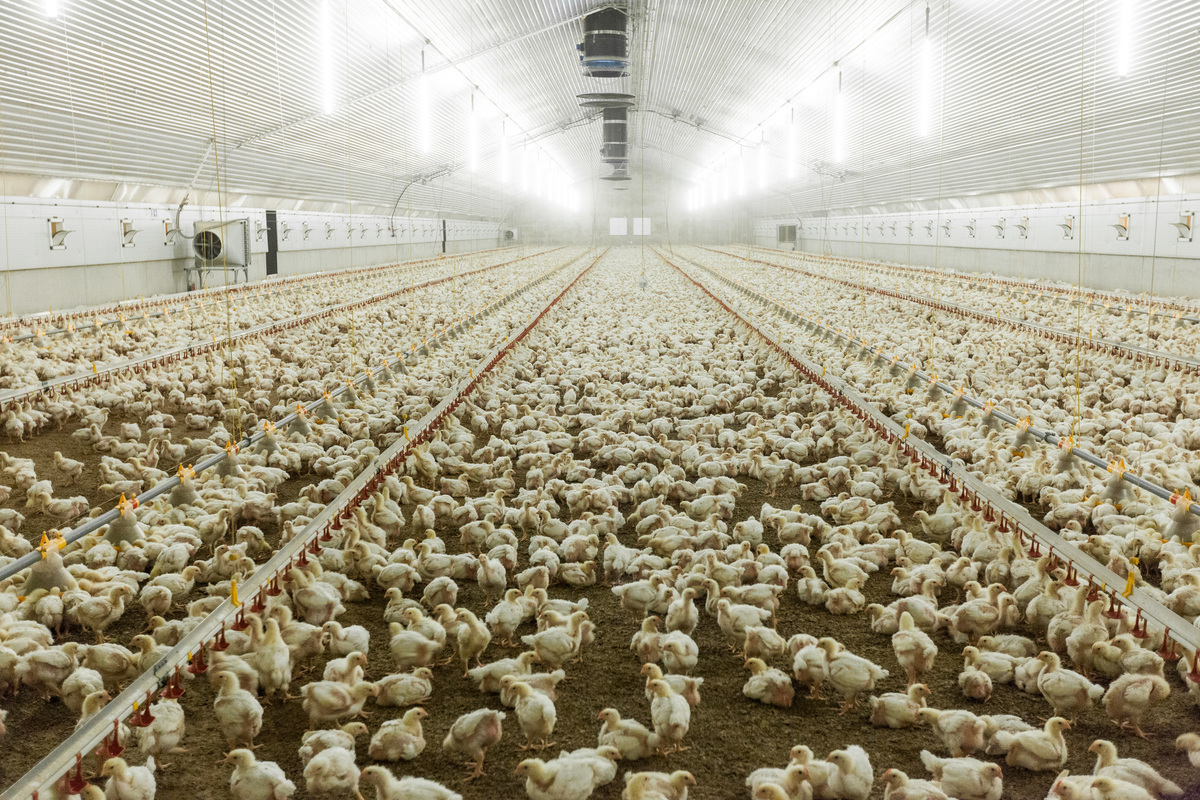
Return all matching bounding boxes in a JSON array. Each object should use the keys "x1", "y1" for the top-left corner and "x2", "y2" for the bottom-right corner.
[
  {"x1": 7, "y1": 453, "x2": 1198, "y2": 800},
  {"x1": 4, "y1": 277, "x2": 1200, "y2": 798}
]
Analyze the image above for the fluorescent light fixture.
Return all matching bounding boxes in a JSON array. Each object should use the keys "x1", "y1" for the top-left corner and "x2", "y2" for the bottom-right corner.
[
  {"x1": 917, "y1": 8, "x2": 934, "y2": 137},
  {"x1": 1116, "y1": 0, "x2": 1135, "y2": 76},
  {"x1": 831, "y1": 69, "x2": 845, "y2": 163},
  {"x1": 499, "y1": 119, "x2": 509, "y2": 184},
  {"x1": 319, "y1": 0, "x2": 335, "y2": 114},
  {"x1": 756, "y1": 129, "x2": 767, "y2": 191},
  {"x1": 787, "y1": 105, "x2": 797, "y2": 180},
  {"x1": 417, "y1": 48, "x2": 431, "y2": 153},
  {"x1": 467, "y1": 92, "x2": 478, "y2": 172}
]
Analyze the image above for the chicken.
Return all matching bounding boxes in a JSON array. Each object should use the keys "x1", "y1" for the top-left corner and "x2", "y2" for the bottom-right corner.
[
  {"x1": 54, "y1": 451, "x2": 84, "y2": 482},
  {"x1": 299, "y1": 681, "x2": 377, "y2": 729},
  {"x1": 745, "y1": 765, "x2": 809, "y2": 800},
  {"x1": 742, "y1": 657, "x2": 795, "y2": 708},
  {"x1": 1065, "y1": 600, "x2": 1109, "y2": 678},
  {"x1": 360, "y1": 766, "x2": 462, "y2": 800},
  {"x1": 822, "y1": 638, "x2": 889, "y2": 711},
  {"x1": 640, "y1": 663, "x2": 704, "y2": 707},
  {"x1": 503, "y1": 677, "x2": 557, "y2": 750},
  {"x1": 101, "y1": 756, "x2": 157, "y2": 800},
  {"x1": 376, "y1": 667, "x2": 434, "y2": 707},
  {"x1": 1102, "y1": 672, "x2": 1170, "y2": 738},
  {"x1": 621, "y1": 770, "x2": 695, "y2": 800},
  {"x1": 368, "y1": 707, "x2": 427, "y2": 761},
  {"x1": 1174, "y1": 732, "x2": 1200, "y2": 767},
  {"x1": 73, "y1": 584, "x2": 134, "y2": 641},
  {"x1": 792, "y1": 637, "x2": 830, "y2": 697},
  {"x1": 958, "y1": 665, "x2": 993, "y2": 702},
  {"x1": 61, "y1": 666, "x2": 106, "y2": 714},
  {"x1": 454, "y1": 608, "x2": 492, "y2": 675},
  {"x1": 214, "y1": 670, "x2": 264, "y2": 747},
  {"x1": 918, "y1": 708, "x2": 989, "y2": 757},
  {"x1": 869, "y1": 684, "x2": 929, "y2": 728},
  {"x1": 302, "y1": 745, "x2": 360, "y2": 799},
  {"x1": 824, "y1": 745, "x2": 873, "y2": 800},
  {"x1": 661, "y1": 632, "x2": 698, "y2": 674},
  {"x1": 521, "y1": 612, "x2": 588, "y2": 669},
  {"x1": 249, "y1": 618, "x2": 293, "y2": 701},
  {"x1": 442, "y1": 708, "x2": 505, "y2": 779},
  {"x1": 138, "y1": 697, "x2": 185, "y2": 766},
  {"x1": 742, "y1": 626, "x2": 787, "y2": 661},
  {"x1": 665, "y1": 588, "x2": 700, "y2": 635},
  {"x1": 322, "y1": 621, "x2": 370, "y2": 657},
  {"x1": 649, "y1": 678, "x2": 692, "y2": 753},
  {"x1": 597, "y1": 708, "x2": 659, "y2": 761},
  {"x1": 299, "y1": 723, "x2": 369, "y2": 767},
  {"x1": 991, "y1": 716, "x2": 1069, "y2": 771},
  {"x1": 1088, "y1": 739, "x2": 1182, "y2": 797},
  {"x1": 919, "y1": 751, "x2": 1003, "y2": 800},
  {"x1": 892, "y1": 611, "x2": 937, "y2": 685},
  {"x1": 880, "y1": 768, "x2": 950, "y2": 800},
  {"x1": 1088, "y1": 777, "x2": 1158, "y2": 800},
  {"x1": 386, "y1": 622, "x2": 441, "y2": 671},
  {"x1": 980, "y1": 714, "x2": 1036, "y2": 755},
  {"x1": 486, "y1": 589, "x2": 527, "y2": 645},
  {"x1": 323, "y1": 652, "x2": 368, "y2": 685},
  {"x1": 1036, "y1": 652, "x2": 1104, "y2": 722},
  {"x1": 225, "y1": 749, "x2": 296, "y2": 800},
  {"x1": 630, "y1": 616, "x2": 664, "y2": 663},
  {"x1": 500, "y1": 670, "x2": 566, "y2": 708},
  {"x1": 514, "y1": 749, "x2": 620, "y2": 800}
]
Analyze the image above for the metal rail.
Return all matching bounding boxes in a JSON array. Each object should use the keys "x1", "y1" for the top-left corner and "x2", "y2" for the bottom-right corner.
[
  {"x1": 0, "y1": 248, "x2": 587, "y2": 585},
  {"x1": 0, "y1": 247, "x2": 606, "y2": 800},
  {"x1": 710, "y1": 247, "x2": 1200, "y2": 375},
  {"x1": 0, "y1": 247, "x2": 561, "y2": 413},
  {"x1": 0, "y1": 245, "x2": 526, "y2": 338},
  {"x1": 663, "y1": 247, "x2": 1200, "y2": 677},
  {"x1": 676, "y1": 249, "x2": 1200, "y2": 521},
  {"x1": 741, "y1": 243, "x2": 1200, "y2": 321}
]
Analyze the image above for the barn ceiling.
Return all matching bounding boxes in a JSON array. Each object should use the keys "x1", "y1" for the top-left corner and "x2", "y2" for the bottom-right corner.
[{"x1": 0, "y1": 0, "x2": 1195, "y2": 218}]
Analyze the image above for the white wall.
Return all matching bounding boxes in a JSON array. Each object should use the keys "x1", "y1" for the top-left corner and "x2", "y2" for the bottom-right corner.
[
  {"x1": 0, "y1": 196, "x2": 502, "y2": 315},
  {"x1": 752, "y1": 194, "x2": 1200, "y2": 297}
]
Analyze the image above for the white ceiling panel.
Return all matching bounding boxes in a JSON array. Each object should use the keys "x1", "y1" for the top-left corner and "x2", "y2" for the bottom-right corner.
[{"x1": 0, "y1": 0, "x2": 1194, "y2": 218}]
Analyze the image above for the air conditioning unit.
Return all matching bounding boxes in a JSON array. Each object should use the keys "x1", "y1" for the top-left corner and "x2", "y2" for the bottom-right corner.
[
  {"x1": 192, "y1": 219, "x2": 249, "y2": 268},
  {"x1": 503, "y1": 228, "x2": 519, "y2": 242}
]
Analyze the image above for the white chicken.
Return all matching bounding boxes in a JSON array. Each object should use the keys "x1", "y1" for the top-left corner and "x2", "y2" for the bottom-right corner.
[
  {"x1": 368, "y1": 707, "x2": 427, "y2": 761},
  {"x1": 919, "y1": 751, "x2": 1003, "y2": 800},
  {"x1": 225, "y1": 749, "x2": 296, "y2": 800}
]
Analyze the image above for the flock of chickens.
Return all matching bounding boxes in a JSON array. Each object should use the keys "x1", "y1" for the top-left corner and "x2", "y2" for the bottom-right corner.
[{"x1": 0, "y1": 247, "x2": 1197, "y2": 800}]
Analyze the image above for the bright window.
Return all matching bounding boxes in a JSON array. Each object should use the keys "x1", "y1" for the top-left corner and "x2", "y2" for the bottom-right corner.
[{"x1": 609, "y1": 217, "x2": 627, "y2": 235}]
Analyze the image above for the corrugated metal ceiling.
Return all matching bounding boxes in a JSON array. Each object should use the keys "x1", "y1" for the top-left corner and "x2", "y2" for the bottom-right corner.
[{"x1": 0, "y1": 0, "x2": 1195, "y2": 217}]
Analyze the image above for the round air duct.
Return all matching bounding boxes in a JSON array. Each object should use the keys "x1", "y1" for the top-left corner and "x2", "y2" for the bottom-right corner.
[
  {"x1": 601, "y1": 106, "x2": 628, "y2": 164},
  {"x1": 578, "y1": 8, "x2": 628, "y2": 78}
]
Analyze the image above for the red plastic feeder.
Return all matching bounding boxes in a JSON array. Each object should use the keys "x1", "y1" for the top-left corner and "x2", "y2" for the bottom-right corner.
[
  {"x1": 1104, "y1": 593, "x2": 1125, "y2": 620},
  {"x1": 211, "y1": 624, "x2": 229, "y2": 652},
  {"x1": 187, "y1": 646, "x2": 208, "y2": 675},
  {"x1": 1157, "y1": 630, "x2": 1179, "y2": 661},
  {"x1": 102, "y1": 718, "x2": 125, "y2": 757},
  {"x1": 67, "y1": 753, "x2": 87, "y2": 794},
  {"x1": 161, "y1": 665, "x2": 185, "y2": 699},
  {"x1": 128, "y1": 692, "x2": 155, "y2": 727}
]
